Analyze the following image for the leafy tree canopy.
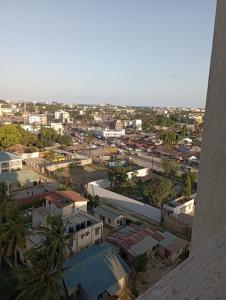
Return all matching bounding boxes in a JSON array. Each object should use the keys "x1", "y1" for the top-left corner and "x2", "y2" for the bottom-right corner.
[
  {"x1": 143, "y1": 177, "x2": 175, "y2": 208},
  {"x1": 0, "y1": 124, "x2": 37, "y2": 150}
]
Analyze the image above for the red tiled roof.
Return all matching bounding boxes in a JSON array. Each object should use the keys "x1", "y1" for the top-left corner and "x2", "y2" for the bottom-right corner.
[{"x1": 45, "y1": 190, "x2": 88, "y2": 208}]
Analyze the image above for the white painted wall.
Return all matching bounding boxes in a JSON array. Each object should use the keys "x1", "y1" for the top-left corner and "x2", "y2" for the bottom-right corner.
[{"x1": 87, "y1": 180, "x2": 160, "y2": 224}]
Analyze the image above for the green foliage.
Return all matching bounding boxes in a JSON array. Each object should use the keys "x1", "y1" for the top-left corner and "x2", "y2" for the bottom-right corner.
[
  {"x1": 160, "y1": 131, "x2": 179, "y2": 145},
  {"x1": 0, "y1": 182, "x2": 14, "y2": 223},
  {"x1": 162, "y1": 157, "x2": 179, "y2": 178},
  {"x1": 183, "y1": 174, "x2": 192, "y2": 197},
  {"x1": 0, "y1": 124, "x2": 37, "y2": 150},
  {"x1": 37, "y1": 127, "x2": 72, "y2": 147},
  {"x1": 0, "y1": 271, "x2": 19, "y2": 300},
  {"x1": 88, "y1": 195, "x2": 100, "y2": 209},
  {"x1": 180, "y1": 125, "x2": 188, "y2": 137},
  {"x1": 133, "y1": 254, "x2": 148, "y2": 272},
  {"x1": 156, "y1": 116, "x2": 175, "y2": 127},
  {"x1": 15, "y1": 214, "x2": 71, "y2": 300},
  {"x1": 37, "y1": 127, "x2": 58, "y2": 147},
  {"x1": 57, "y1": 134, "x2": 72, "y2": 146},
  {"x1": 0, "y1": 209, "x2": 29, "y2": 266},
  {"x1": 143, "y1": 177, "x2": 175, "y2": 208},
  {"x1": 108, "y1": 166, "x2": 129, "y2": 189}
]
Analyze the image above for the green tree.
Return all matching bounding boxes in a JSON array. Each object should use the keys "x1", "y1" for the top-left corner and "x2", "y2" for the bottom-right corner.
[
  {"x1": 143, "y1": 177, "x2": 175, "y2": 208},
  {"x1": 57, "y1": 134, "x2": 72, "y2": 146},
  {"x1": 108, "y1": 166, "x2": 129, "y2": 189},
  {"x1": 0, "y1": 209, "x2": 29, "y2": 266},
  {"x1": 38, "y1": 127, "x2": 58, "y2": 147},
  {"x1": 162, "y1": 157, "x2": 179, "y2": 178},
  {"x1": 86, "y1": 134, "x2": 94, "y2": 157},
  {"x1": 15, "y1": 260, "x2": 63, "y2": 300},
  {"x1": 180, "y1": 125, "x2": 188, "y2": 137},
  {"x1": 183, "y1": 174, "x2": 192, "y2": 197},
  {"x1": 0, "y1": 124, "x2": 37, "y2": 149},
  {"x1": 160, "y1": 132, "x2": 179, "y2": 146},
  {"x1": 37, "y1": 215, "x2": 72, "y2": 269},
  {"x1": 0, "y1": 182, "x2": 14, "y2": 223},
  {"x1": 133, "y1": 254, "x2": 148, "y2": 272}
]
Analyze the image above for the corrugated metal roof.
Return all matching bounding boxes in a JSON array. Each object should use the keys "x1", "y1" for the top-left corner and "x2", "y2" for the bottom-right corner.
[
  {"x1": 128, "y1": 236, "x2": 158, "y2": 257},
  {"x1": 63, "y1": 244, "x2": 131, "y2": 298},
  {"x1": 93, "y1": 205, "x2": 122, "y2": 220},
  {"x1": 160, "y1": 231, "x2": 188, "y2": 253},
  {"x1": 0, "y1": 151, "x2": 21, "y2": 161}
]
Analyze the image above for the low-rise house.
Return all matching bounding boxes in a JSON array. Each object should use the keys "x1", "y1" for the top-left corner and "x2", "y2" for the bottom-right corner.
[
  {"x1": 163, "y1": 194, "x2": 195, "y2": 217},
  {"x1": 107, "y1": 225, "x2": 189, "y2": 264},
  {"x1": 93, "y1": 205, "x2": 126, "y2": 228},
  {"x1": 32, "y1": 207, "x2": 103, "y2": 253},
  {"x1": 158, "y1": 231, "x2": 189, "y2": 263},
  {"x1": 44, "y1": 190, "x2": 89, "y2": 217},
  {"x1": 0, "y1": 151, "x2": 22, "y2": 174},
  {"x1": 63, "y1": 244, "x2": 131, "y2": 300},
  {"x1": 107, "y1": 225, "x2": 160, "y2": 263}
]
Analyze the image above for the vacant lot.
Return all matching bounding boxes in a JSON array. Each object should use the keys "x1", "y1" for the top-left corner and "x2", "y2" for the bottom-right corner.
[{"x1": 57, "y1": 164, "x2": 108, "y2": 184}]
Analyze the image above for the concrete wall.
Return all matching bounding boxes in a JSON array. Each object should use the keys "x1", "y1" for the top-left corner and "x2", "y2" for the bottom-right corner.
[
  {"x1": 87, "y1": 178, "x2": 161, "y2": 224},
  {"x1": 191, "y1": 0, "x2": 226, "y2": 253}
]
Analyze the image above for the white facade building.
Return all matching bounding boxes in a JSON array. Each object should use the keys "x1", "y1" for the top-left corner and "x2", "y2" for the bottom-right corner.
[
  {"x1": 163, "y1": 194, "x2": 196, "y2": 217},
  {"x1": 55, "y1": 111, "x2": 70, "y2": 123},
  {"x1": 102, "y1": 128, "x2": 125, "y2": 138},
  {"x1": 31, "y1": 190, "x2": 103, "y2": 253},
  {"x1": 28, "y1": 114, "x2": 47, "y2": 125}
]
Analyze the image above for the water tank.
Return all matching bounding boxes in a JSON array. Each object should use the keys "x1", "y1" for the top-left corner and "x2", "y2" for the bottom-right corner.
[
  {"x1": 81, "y1": 221, "x2": 86, "y2": 229},
  {"x1": 76, "y1": 223, "x2": 81, "y2": 231},
  {"x1": 68, "y1": 226, "x2": 74, "y2": 233}
]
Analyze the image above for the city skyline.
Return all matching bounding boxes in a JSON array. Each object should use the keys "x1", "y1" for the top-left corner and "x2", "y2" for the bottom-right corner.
[{"x1": 0, "y1": 0, "x2": 216, "y2": 107}]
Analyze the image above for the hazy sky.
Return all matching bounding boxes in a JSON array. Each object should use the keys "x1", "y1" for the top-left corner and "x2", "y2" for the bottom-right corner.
[{"x1": 0, "y1": 0, "x2": 216, "y2": 107}]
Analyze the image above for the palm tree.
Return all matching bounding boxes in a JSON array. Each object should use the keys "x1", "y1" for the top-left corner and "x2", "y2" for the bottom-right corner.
[
  {"x1": 15, "y1": 260, "x2": 63, "y2": 300},
  {"x1": 86, "y1": 134, "x2": 94, "y2": 157},
  {"x1": 37, "y1": 215, "x2": 72, "y2": 269},
  {"x1": 0, "y1": 182, "x2": 14, "y2": 223},
  {"x1": 15, "y1": 215, "x2": 72, "y2": 300},
  {"x1": 0, "y1": 209, "x2": 29, "y2": 267}
]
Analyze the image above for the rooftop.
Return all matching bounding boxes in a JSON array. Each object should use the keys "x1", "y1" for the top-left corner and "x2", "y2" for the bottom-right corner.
[
  {"x1": 159, "y1": 231, "x2": 189, "y2": 253},
  {"x1": 165, "y1": 195, "x2": 195, "y2": 208},
  {"x1": 45, "y1": 190, "x2": 88, "y2": 208},
  {"x1": 93, "y1": 205, "x2": 123, "y2": 220},
  {"x1": 0, "y1": 151, "x2": 21, "y2": 162},
  {"x1": 106, "y1": 225, "x2": 164, "y2": 255},
  {"x1": 63, "y1": 244, "x2": 131, "y2": 298},
  {"x1": 67, "y1": 210, "x2": 99, "y2": 226}
]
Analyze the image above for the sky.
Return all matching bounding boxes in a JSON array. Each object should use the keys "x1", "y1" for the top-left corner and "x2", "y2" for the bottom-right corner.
[{"x1": 0, "y1": 0, "x2": 216, "y2": 107}]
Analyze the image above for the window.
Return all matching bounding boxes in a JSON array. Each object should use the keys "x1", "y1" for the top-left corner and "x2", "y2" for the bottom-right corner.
[
  {"x1": 108, "y1": 218, "x2": 111, "y2": 224},
  {"x1": 95, "y1": 227, "x2": 100, "y2": 236}
]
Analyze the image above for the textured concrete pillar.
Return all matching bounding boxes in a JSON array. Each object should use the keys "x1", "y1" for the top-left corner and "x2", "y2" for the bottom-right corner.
[{"x1": 191, "y1": 0, "x2": 226, "y2": 252}]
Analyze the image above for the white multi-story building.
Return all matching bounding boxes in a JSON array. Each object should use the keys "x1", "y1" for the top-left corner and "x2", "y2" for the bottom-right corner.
[
  {"x1": 102, "y1": 128, "x2": 125, "y2": 138},
  {"x1": 54, "y1": 111, "x2": 70, "y2": 123},
  {"x1": 28, "y1": 114, "x2": 47, "y2": 125},
  {"x1": 124, "y1": 119, "x2": 142, "y2": 131},
  {"x1": 31, "y1": 190, "x2": 103, "y2": 253}
]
